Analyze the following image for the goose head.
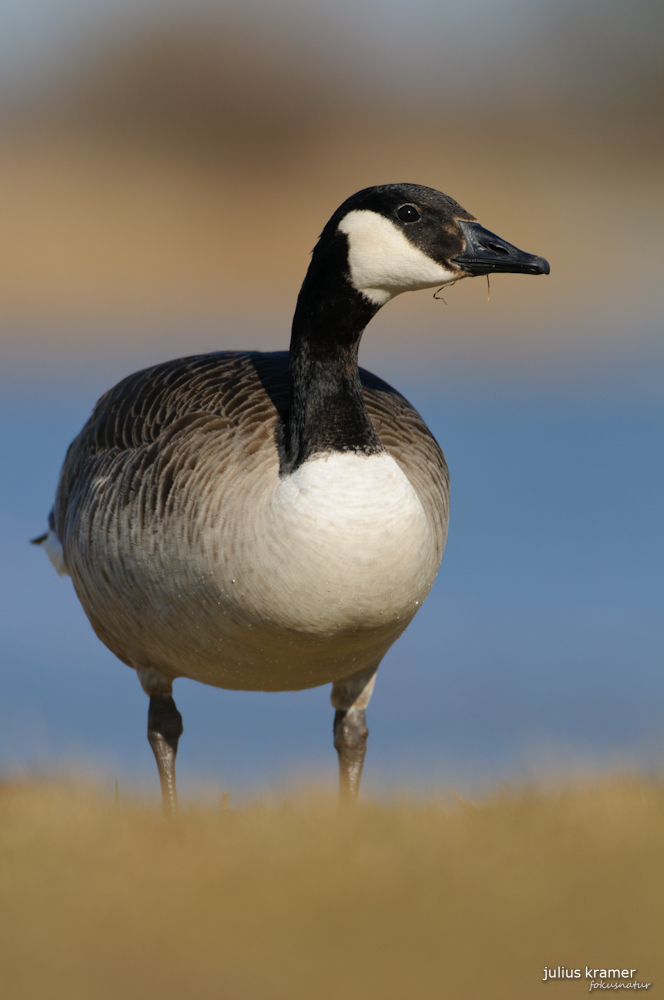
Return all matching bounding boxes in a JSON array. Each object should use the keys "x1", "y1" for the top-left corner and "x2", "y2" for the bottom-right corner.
[
  {"x1": 288, "y1": 183, "x2": 548, "y2": 469},
  {"x1": 319, "y1": 182, "x2": 549, "y2": 306}
]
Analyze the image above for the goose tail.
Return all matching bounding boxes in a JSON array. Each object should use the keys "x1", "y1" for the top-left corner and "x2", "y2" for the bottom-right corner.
[{"x1": 31, "y1": 511, "x2": 69, "y2": 577}]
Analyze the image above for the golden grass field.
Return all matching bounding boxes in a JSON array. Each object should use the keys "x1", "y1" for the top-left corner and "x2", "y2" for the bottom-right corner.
[
  {"x1": 0, "y1": 777, "x2": 661, "y2": 999},
  {"x1": 0, "y1": 123, "x2": 659, "y2": 326},
  {"x1": 0, "y1": 17, "x2": 660, "y2": 376}
]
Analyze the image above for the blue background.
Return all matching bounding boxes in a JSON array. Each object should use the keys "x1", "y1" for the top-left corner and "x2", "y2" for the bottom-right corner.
[{"x1": 2, "y1": 333, "x2": 662, "y2": 797}]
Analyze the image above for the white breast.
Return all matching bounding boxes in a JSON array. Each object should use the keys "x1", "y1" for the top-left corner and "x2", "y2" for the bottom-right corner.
[{"x1": 212, "y1": 451, "x2": 437, "y2": 636}]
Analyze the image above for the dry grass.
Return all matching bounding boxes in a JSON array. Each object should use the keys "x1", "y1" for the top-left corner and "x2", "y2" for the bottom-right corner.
[
  {"x1": 1, "y1": 14, "x2": 661, "y2": 365},
  {"x1": 1, "y1": 123, "x2": 661, "y2": 366},
  {"x1": 0, "y1": 777, "x2": 662, "y2": 999}
]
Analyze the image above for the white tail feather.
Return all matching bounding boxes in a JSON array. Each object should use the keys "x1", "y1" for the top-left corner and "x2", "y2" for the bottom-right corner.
[{"x1": 41, "y1": 530, "x2": 69, "y2": 577}]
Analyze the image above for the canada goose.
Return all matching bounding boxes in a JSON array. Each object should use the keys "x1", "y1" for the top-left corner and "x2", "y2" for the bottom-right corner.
[{"x1": 34, "y1": 183, "x2": 548, "y2": 812}]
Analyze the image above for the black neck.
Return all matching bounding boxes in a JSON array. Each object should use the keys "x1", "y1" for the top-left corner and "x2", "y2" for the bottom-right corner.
[{"x1": 282, "y1": 230, "x2": 385, "y2": 473}]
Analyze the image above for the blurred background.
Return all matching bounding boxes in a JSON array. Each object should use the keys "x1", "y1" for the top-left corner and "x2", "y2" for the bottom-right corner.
[{"x1": 1, "y1": 0, "x2": 662, "y2": 795}]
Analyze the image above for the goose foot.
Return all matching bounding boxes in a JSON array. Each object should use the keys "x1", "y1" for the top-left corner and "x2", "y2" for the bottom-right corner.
[
  {"x1": 333, "y1": 707, "x2": 369, "y2": 802},
  {"x1": 331, "y1": 665, "x2": 378, "y2": 804},
  {"x1": 147, "y1": 695, "x2": 183, "y2": 817}
]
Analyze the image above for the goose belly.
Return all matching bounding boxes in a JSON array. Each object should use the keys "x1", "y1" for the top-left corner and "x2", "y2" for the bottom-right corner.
[
  {"x1": 69, "y1": 452, "x2": 438, "y2": 692},
  {"x1": 194, "y1": 451, "x2": 437, "y2": 688}
]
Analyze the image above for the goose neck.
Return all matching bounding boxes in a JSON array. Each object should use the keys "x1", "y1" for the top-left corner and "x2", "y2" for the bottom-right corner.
[{"x1": 284, "y1": 246, "x2": 384, "y2": 472}]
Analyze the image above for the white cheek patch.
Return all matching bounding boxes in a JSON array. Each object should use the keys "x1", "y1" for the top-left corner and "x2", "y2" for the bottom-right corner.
[{"x1": 338, "y1": 209, "x2": 459, "y2": 305}]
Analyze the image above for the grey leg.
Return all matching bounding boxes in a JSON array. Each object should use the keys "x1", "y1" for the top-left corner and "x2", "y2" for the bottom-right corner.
[
  {"x1": 331, "y1": 665, "x2": 379, "y2": 804},
  {"x1": 147, "y1": 695, "x2": 183, "y2": 816},
  {"x1": 137, "y1": 668, "x2": 183, "y2": 817}
]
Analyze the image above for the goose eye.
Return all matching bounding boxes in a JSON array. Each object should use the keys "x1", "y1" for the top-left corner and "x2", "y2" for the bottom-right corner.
[{"x1": 397, "y1": 204, "x2": 421, "y2": 223}]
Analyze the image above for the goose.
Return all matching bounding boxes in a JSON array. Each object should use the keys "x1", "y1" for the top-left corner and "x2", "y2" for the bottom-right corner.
[{"x1": 33, "y1": 183, "x2": 548, "y2": 813}]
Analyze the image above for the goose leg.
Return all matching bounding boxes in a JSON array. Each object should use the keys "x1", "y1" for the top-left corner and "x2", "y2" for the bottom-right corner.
[
  {"x1": 331, "y1": 665, "x2": 378, "y2": 804},
  {"x1": 137, "y1": 668, "x2": 183, "y2": 816}
]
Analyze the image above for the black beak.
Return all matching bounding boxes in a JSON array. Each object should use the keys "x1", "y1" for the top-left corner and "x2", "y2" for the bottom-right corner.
[{"x1": 453, "y1": 220, "x2": 550, "y2": 276}]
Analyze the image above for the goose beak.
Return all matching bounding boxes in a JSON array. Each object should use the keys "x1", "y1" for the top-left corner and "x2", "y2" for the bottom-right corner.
[{"x1": 453, "y1": 220, "x2": 550, "y2": 276}]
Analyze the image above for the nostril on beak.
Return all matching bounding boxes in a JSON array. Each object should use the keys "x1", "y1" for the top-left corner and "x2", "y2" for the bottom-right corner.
[{"x1": 480, "y1": 241, "x2": 510, "y2": 256}]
